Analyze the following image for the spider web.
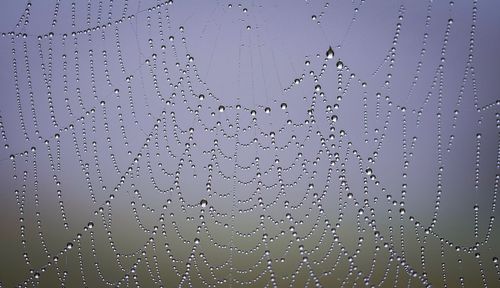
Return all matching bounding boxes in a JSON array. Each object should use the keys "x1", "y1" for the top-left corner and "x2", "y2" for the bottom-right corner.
[{"x1": 0, "y1": 0, "x2": 499, "y2": 287}]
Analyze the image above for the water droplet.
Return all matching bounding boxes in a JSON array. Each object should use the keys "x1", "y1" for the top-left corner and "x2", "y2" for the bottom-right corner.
[
  {"x1": 336, "y1": 61, "x2": 343, "y2": 69},
  {"x1": 280, "y1": 103, "x2": 287, "y2": 109},
  {"x1": 200, "y1": 199, "x2": 208, "y2": 208},
  {"x1": 218, "y1": 105, "x2": 225, "y2": 112},
  {"x1": 326, "y1": 46, "x2": 334, "y2": 59}
]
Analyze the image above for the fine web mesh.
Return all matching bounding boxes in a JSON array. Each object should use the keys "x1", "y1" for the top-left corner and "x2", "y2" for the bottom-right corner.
[{"x1": 0, "y1": 0, "x2": 499, "y2": 287}]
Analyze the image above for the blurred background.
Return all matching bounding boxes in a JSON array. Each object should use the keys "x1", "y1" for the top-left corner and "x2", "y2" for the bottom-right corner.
[{"x1": 0, "y1": 0, "x2": 499, "y2": 287}]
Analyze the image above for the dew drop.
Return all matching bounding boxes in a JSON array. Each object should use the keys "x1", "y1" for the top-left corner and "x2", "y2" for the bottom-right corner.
[
  {"x1": 200, "y1": 199, "x2": 208, "y2": 208},
  {"x1": 326, "y1": 46, "x2": 334, "y2": 59}
]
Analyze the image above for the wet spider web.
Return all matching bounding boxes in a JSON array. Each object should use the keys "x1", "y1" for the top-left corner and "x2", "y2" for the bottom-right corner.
[{"x1": 0, "y1": 0, "x2": 499, "y2": 287}]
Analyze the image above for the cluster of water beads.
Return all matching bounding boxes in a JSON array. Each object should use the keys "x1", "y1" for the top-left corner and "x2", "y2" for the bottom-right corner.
[{"x1": 0, "y1": 0, "x2": 498, "y2": 287}]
